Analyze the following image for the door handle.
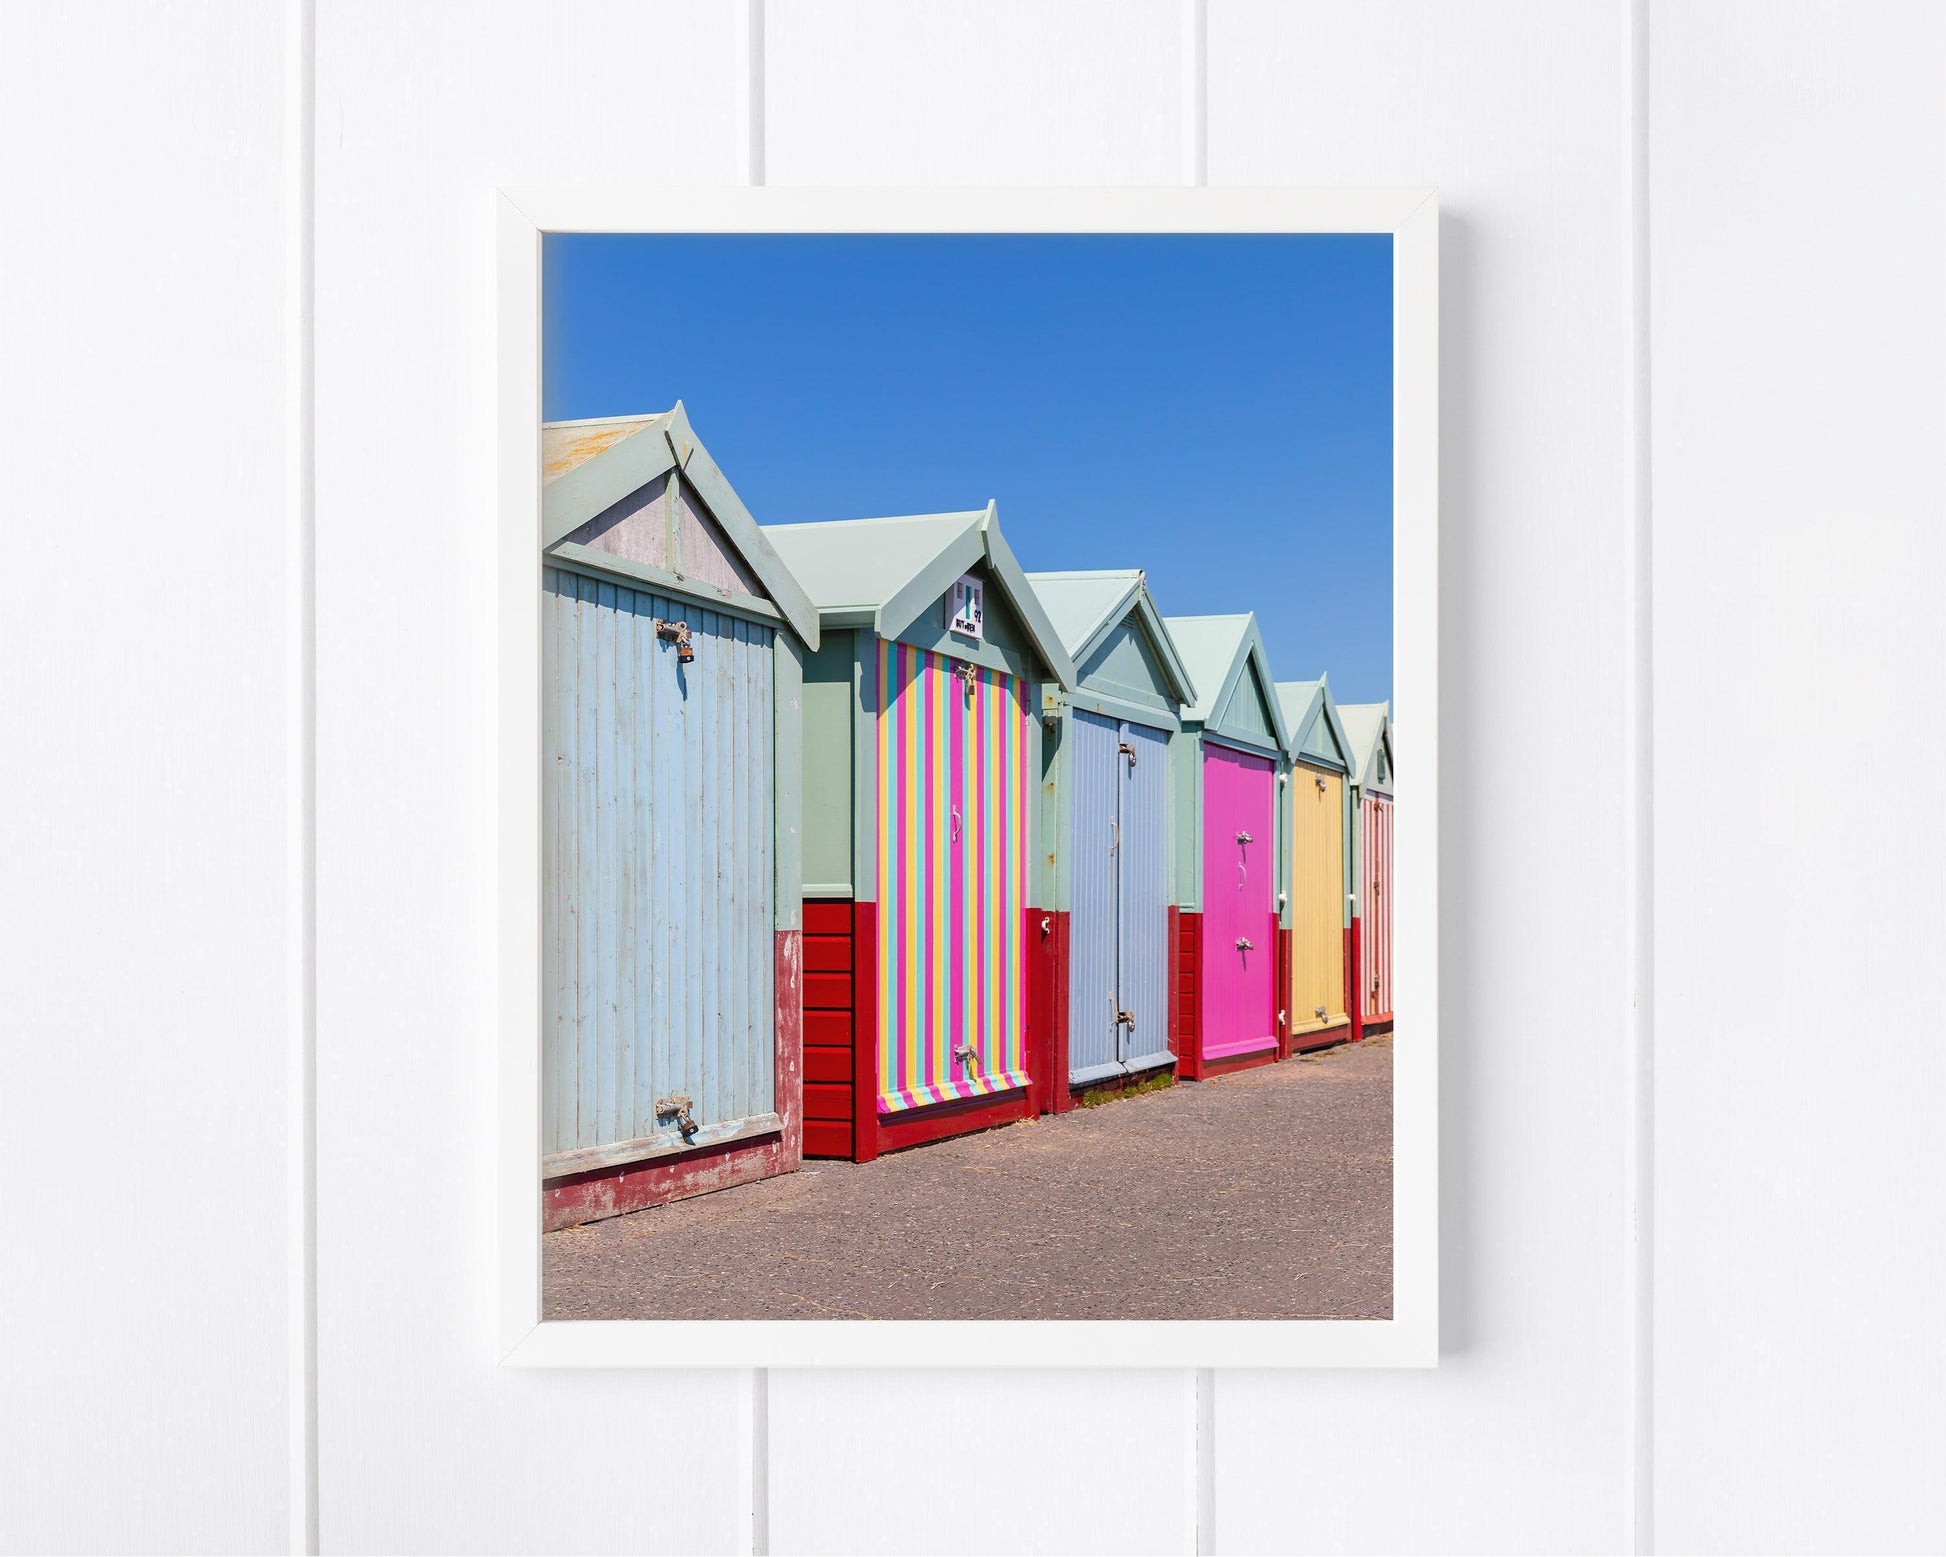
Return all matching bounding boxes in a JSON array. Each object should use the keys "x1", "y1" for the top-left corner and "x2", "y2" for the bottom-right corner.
[{"x1": 950, "y1": 805, "x2": 961, "y2": 841}]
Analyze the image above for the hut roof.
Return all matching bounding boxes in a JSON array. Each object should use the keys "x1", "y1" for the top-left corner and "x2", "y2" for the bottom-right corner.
[
  {"x1": 539, "y1": 402, "x2": 820, "y2": 649},
  {"x1": 1276, "y1": 677, "x2": 1354, "y2": 773},
  {"x1": 1338, "y1": 700, "x2": 1395, "y2": 795},
  {"x1": 1024, "y1": 569, "x2": 1197, "y2": 710},
  {"x1": 764, "y1": 502, "x2": 1077, "y2": 688},
  {"x1": 1162, "y1": 613, "x2": 1291, "y2": 757}
]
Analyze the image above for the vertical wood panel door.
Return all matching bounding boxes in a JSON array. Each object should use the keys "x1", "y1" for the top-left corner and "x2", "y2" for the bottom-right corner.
[
  {"x1": 1066, "y1": 710, "x2": 1122, "y2": 1080},
  {"x1": 1290, "y1": 762, "x2": 1348, "y2": 1032},
  {"x1": 1116, "y1": 721, "x2": 1172, "y2": 1072},
  {"x1": 876, "y1": 640, "x2": 1031, "y2": 1112},
  {"x1": 541, "y1": 568, "x2": 777, "y2": 1173},
  {"x1": 1199, "y1": 743, "x2": 1277, "y2": 1060},
  {"x1": 1364, "y1": 794, "x2": 1394, "y2": 1020},
  {"x1": 1066, "y1": 714, "x2": 1172, "y2": 1083}
]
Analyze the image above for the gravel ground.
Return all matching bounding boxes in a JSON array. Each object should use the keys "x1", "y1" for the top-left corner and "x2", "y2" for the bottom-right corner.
[{"x1": 544, "y1": 1033, "x2": 1392, "y2": 1321}]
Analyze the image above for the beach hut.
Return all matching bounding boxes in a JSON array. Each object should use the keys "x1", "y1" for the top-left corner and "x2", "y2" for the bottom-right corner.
[
  {"x1": 1026, "y1": 570, "x2": 1198, "y2": 1111},
  {"x1": 1162, "y1": 615, "x2": 1293, "y2": 1077},
  {"x1": 537, "y1": 405, "x2": 823, "y2": 1230},
  {"x1": 1275, "y1": 678, "x2": 1355, "y2": 1052},
  {"x1": 763, "y1": 504, "x2": 1077, "y2": 1161},
  {"x1": 1339, "y1": 701, "x2": 1396, "y2": 1037}
]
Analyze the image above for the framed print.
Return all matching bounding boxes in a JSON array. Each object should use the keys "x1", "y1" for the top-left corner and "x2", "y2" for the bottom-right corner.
[{"x1": 495, "y1": 188, "x2": 1437, "y2": 1368}]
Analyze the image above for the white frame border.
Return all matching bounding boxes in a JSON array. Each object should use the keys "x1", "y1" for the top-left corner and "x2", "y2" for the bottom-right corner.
[{"x1": 498, "y1": 187, "x2": 1438, "y2": 1368}]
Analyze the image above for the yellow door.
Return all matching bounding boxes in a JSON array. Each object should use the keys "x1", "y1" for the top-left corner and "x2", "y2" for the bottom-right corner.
[{"x1": 1289, "y1": 763, "x2": 1346, "y2": 1032}]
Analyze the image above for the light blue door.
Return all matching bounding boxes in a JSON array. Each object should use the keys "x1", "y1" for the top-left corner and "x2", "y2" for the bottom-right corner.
[{"x1": 1067, "y1": 712, "x2": 1172, "y2": 1084}]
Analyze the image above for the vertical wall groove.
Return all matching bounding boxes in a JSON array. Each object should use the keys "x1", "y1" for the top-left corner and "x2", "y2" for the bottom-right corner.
[
  {"x1": 1627, "y1": 0, "x2": 1656, "y2": 1551},
  {"x1": 1181, "y1": 0, "x2": 1207, "y2": 186},
  {"x1": 285, "y1": 0, "x2": 319, "y2": 1550}
]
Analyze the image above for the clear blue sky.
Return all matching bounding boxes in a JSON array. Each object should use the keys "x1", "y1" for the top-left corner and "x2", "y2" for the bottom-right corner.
[{"x1": 544, "y1": 234, "x2": 1392, "y2": 706}]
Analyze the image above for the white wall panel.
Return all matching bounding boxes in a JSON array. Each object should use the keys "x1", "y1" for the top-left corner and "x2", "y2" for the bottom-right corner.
[
  {"x1": 0, "y1": 4, "x2": 297, "y2": 1551},
  {"x1": 1205, "y1": 3, "x2": 1636, "y2": 1550},
  {"x1": 312, "y1": 3, "x2": 754, "y2": 1550},
  {"x1": 1649, "y1": 4, "x2": 1946, "y2": 1551},
  {"x1": 765, "y1": 0, "x2": 1184, "y2": 185},
  {"x1": 769, "y1": 1371, "x2": 1195, "y2": 1555}
]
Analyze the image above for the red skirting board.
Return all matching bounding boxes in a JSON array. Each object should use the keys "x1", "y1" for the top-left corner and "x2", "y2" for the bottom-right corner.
[
  {"x1": 1348, "y1": 918, "x2": 1365, "y2": 1043},
  {"x1": 1040, "y1": 908, "x2": 1073, "y2": 1114},
  {"x1": 542, "y1": 928, "x2": 804, "y2": 1230}
]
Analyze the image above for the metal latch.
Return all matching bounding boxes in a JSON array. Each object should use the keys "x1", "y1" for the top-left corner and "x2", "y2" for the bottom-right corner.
[
  {"x1": 654, "y1": 1094, "x2": 699, "y2": 1142},
  {"x1": 1236, "y1": 829, "x2": 1253, "y2": 844},
  {"x1": 653, "y1": 618, "x2": 695, "y2": 663},
  {"x1": 1118, "y1": 740, "x2": 1137, "y2": 769},
  {"x1": 1314, "y1": 1004, "x2": 1327, "y2": 1019},
  {"x1": 953, "y1": 661, "x2": 979, "y2": 699},
  {"x1": 1315, "y1": 773, "x2": 1329, "y2": 792},
  {"x1": 953, "y1": 1042, "x2": 978, "y2": 1068},
  {"x1": 1116, "y1": 1008, "x2": 1136, "y2": 1032},
  {"x1": 1235, "y1": 936, "x2": 1254, "y2": 952}
]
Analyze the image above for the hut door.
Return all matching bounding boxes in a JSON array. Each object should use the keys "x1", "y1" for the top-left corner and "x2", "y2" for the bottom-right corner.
[
  {"x1": 541, "y1": 570, "x2": 778, "y2": 1176},
  {"x1": 1199, "y1": 742, "x2": 1277, "y2": 1060},
  {"x1": 1067, "y1": 714, "x2": 1171, "y2": 1084},
  {"x1": 1114, "y1": 720, "x2": 1172, "y2": 1074},
  {"x1": 875, "y1": 641, "x2": 1032, "y2": 1113}
]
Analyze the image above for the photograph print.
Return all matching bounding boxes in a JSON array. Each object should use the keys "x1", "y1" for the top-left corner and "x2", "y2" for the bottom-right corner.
[{"x1": 532, "y1": 232, "x2": 1398, "y2": 1322}]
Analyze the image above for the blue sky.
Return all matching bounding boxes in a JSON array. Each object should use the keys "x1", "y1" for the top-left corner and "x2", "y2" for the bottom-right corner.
[{"x1": 544, "y1": 234, "x2": 1392, "y2": 707}]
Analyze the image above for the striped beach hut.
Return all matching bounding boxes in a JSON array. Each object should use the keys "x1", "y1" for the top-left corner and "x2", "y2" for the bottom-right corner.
[
  {"x1": 1026, "y1": 570, "x2": 1198, "y2": 1111},
  {"x1": 1339, "y1": 701, "x2": 1395, "y2": 1037},
  {"x1": 1276, "y1": 677, "x2": 1355, "y2": 1052},
  {"x1": 764, "y1": 504, "x2": 1076, "y2": 1161},
  {"x1": 538, "y1": 405, "x2": 822, "y2": 1229},
  {"x1": 1162, "y1": 614, "x2": 1293, "y2": 1078}
]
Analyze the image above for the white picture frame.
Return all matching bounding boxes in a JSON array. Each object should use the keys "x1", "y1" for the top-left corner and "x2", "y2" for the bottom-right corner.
[{"x1": 497, "y1": 187, "x2": 1438, "y2": 1368}]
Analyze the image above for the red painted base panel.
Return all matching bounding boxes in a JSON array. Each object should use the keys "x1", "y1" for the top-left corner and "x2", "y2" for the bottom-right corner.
[
  {"x1": 1347, "y1": 919, "x2": 1365, "y2": 1043},
  {"x1": 1362, "y1": 1015, "x2": 1395, "y2": 1035},
  {"x1": 1040, "y1": 908, "x2": 1073, "y2": 1115}
]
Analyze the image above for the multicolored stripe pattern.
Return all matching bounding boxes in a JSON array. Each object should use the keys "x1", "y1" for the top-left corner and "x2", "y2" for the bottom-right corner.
[{"x1": 875, "y1": 638, "x2": 1032, "y2": 1114}]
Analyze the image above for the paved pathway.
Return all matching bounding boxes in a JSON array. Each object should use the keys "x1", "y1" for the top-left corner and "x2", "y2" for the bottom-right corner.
[{"x1": 544, "y1": 1034, "x2": 1392, "y2": 1321}]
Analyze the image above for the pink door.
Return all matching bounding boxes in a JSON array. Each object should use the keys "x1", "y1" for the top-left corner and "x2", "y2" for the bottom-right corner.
[{"x1": 1199, "y1": 743, "x2": 1277, "y2": 1060}]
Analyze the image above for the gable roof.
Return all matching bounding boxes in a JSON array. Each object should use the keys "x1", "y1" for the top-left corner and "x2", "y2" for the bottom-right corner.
[
  {"x1": 1024, "y1": 569, "x2": 1196, "y2": 709},
  {"x1": 1276, "y1": 677, "x2": 1354, "y2": 774},
  {"x1": 539, "y1": 402, "x2": 820, "y2": 650},
  {"x1": 1337, "y1": 701, "x2": 1394, "y2": 795},
  {"x1": 1162, "y1": 613, "x2": 1291, "y2": 757},
  {"x1": 763, "y1": 502, "x2": 1077, "y2": 688}
]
